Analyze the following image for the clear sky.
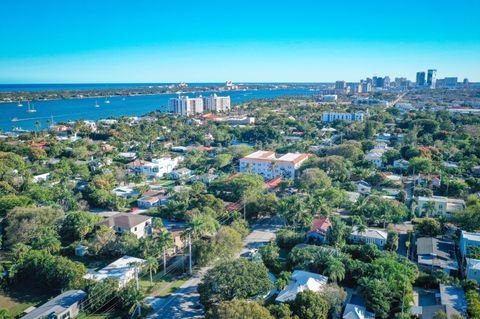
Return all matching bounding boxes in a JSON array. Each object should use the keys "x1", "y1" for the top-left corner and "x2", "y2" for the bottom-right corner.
[{"x1": 1, "y1": 0, "x2": 479, "y2": 83}]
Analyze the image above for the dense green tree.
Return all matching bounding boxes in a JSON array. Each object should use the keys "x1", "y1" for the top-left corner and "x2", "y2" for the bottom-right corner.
[
  {"x1": 207, "y1": 300, "x2": 274, "y2": 319},
  {"x1": 0, "y1": 195, "x2": 31, "y2": 217},
  {"x1": 414, "y1": 218, "x2": 441, "y2": 237},
  {"x1": 61, "y1": 211, "x2": 101, "y2": 242},
  {"x1": 298, "y1": 168, "x2": 331, "y2": 191},
  {"x1": 290, "y1": 290, "x2": 329, "y2": 319},
  {"x1": 198, "y1": 259, "x2": 273, "y2": 308}
]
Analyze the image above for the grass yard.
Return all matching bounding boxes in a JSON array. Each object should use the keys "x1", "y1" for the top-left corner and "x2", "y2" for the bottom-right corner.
[
  {"x1": 0, "y1": 283, "x2": 54, "y2": 318},
  {"x1": 139, "y1": 271, "x2": 189, "y2": 298}
]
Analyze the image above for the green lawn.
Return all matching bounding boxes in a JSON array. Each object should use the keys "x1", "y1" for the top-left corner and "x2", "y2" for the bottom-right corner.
[
  {"x1": 139, "y1": 271, "x2": 189, "y2": 297},
  {"x1": 0, "y1": 284, "x2": 54, "y2": 318}
]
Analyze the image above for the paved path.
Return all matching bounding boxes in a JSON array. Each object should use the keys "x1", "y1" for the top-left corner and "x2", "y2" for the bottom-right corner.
[{"x1": 145, "y1": 217, "x2": 282, "y2": 319}]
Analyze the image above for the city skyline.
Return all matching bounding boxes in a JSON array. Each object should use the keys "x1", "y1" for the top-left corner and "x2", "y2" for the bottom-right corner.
[{"x1": 1, "y1": 0, "x2": 479, "y2": 83}]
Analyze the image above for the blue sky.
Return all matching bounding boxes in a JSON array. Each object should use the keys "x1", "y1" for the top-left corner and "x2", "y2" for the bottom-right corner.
[{"x1": 1, "y1": 0, "x2": 479, "y2": 83}]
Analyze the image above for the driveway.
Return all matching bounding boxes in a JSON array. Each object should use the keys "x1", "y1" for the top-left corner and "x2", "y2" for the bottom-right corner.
[{"x1": 146, "y1": 216, "x2": 283, "y2": 319}]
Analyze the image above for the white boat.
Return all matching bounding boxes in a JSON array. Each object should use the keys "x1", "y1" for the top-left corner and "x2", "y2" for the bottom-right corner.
[
  {"x1": 105, "y1": 97, "x2": 111, "y2": 104},
  {"x1": 95, "y1": 100, "x2": 100, "y2": 108},
  {"x1": 17, "y1": 101, "x2": 23, "y2": 107},
  {"x1": 26, "y1": 102, "x2": 36, "y2": 113}
]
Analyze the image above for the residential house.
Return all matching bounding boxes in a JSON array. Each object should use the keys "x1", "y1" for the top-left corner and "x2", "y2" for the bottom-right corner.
[
  {"x1": 416, "y1": 174, "x2": 441, "y2": 188},
  {"x1": 416, "y1": 237, "x2": 458, "y2": 274},
  {"x1": 459, "y1": 231, "x2": 480, "y2": 257},
  {"x1": 306, "y1": 216, "x2": 332, "y2": 244},
  {"x1": 393, "y1": 159, "x2": 410, "y2": 169},
  {"x1": 239, "y1": 150, "x2": 310, "y2": 179},
  {"x1": 118, "y1": 152, "x2": 137, "y2": 160},
  {"x1": 112, "y1": 186, "x2": 140, "y2": 199},
  {"x1": 21, "y1": 290, "x2": 87, "y2": 319},
  {"x1": 98, "y1": 212, "x2": 152, "y2": 238},
  {"x1": 33, "y1": 173, "x2": 50, "y2": 183},
  {"x1": 466, "y1": 258, "x2": 480, "y2": 283},
  {"x1": 194, "y1": 173, "x2": 218, "y2": 184},
  {"x1": 169, "y1": 168, "x2": 192, "y2": 180},
  {"x1": 355, "y1": 181, "x2": 371, "y2": 195},
  {"x1": 416, "y1": 196, "x2": 465, "y2": 216},
  {"x1": 343, "y1": 304, "x2": 375, "y2": 319},
  {"x1": 137, "y1": 191, "x2": 171, "y2": 209},
  {"x1": 127, "y1": 157, "x2": 179, "y2": 178},
  {"x1": 349, "y1": 227, "x2": 388, "y2": 249},
  {"x1": 84, "y1": 256, "x2": 145, "y2": 288},
  {"x1": 275, "y1": 270, "x2": 328, "y2": 303}
]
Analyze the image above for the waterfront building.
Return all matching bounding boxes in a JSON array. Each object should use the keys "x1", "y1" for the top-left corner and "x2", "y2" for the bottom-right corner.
[
  {"x1": 203, "y1": 94, "x2": 231, "y2": 112},
  {"x1": 168, "y1": 96, "x2": 204, "y2": 116},
  {"x1": 321, "y1": 111, "x2": 365, "y2": 123}
]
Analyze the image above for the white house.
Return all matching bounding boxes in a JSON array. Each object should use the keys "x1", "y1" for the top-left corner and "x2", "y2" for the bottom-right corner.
[
  {"x1": 33, "y1": 173, "x2": 50, "y2": 183},
  {"x1": 460, "y1": 231, "x2": 480, "y2": 258},
  {"x1": 416, "y1": 196, "x2": 465, "y2": 216},
  {"x1": 98, "y1": 212, "x2": 152, "y2": 238},
  {"x1": 239, "y1": 150, "x2": 310, "y2": 179},
  {"x1": 169, "y1": 168, "x2": 192, "y2": 180},
  {"x1": 21, "y1": 290, "x2": 87, "y2": 319},
  {"x1": 365, "y1": 146, "x2": 391, "y2": 168},
  {"x1": 275, "y1": 270, "x2": 328, "y2": 303},
  {"x1": 355, "y1": 181, "x2": 372, "y2": 195},
  {"x1": 84, "y1": 256, "x2": 145, "y2": 288},
  {"x1": 112, "y1": 186, "x2": 140, "y2": 199},
  {"x1": 466, "y1": 258, "x2": 480, "y2": 283},
  {"x1": 343, "y1": 304, "x2": 375, "y2": 319},
  {"x1": 393, "y1": 159, "x2": 410, "y2": 169},
  {"x1": 321, "y1": 112, "x2": 365, "y2": 123},
  {"x1": 349, "y1": 227, "x2": 388, "y2": 249},
  {"x1": 127, "y1": 157, "x2": 179, "y2": 178}
]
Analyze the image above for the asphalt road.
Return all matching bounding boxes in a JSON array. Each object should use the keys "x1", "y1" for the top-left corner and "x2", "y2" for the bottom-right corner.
[{"x1": 145, "y1": 217, "x2": 283, "y2": 319}]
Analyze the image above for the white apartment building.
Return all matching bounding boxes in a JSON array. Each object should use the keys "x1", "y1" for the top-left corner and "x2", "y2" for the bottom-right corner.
[
  {"x1": 168, "y1": 96, "x2": 204, "y2": 116},
  {"x1": 416, "y1": 196, "x2": 465, "y2": 217},
  {"x1": 127, "y1": 157, "x2": 179, "y2": 178},
  {"x1": 239, "y1": 150, "x2": 310, "y2": 179},
  {"x1": 321, "y1": 112, "x2": 365, "y2": 123},
  {"x1": 203, "y1": 94, "x2": 231, "y2": 112},
  {"x1": 460, "y1": 231, "x2": 480, "y2": 258}
]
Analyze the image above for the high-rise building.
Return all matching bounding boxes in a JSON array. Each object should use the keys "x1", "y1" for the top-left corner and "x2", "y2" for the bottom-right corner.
[
  {"x1": 444, "y1": 77, "x2": 458, "y2": 88},
  {"x1": 463, "y1": 78, "x2": 470, "y2": 87},
  {"x1": 203, "y1": 94, "x2": 231, "y2": 112},
  {"x1": 347, "y1": 83, "x2": 362, "y2": 94},
  {"x1": 427, "y1": 69, "x2": 437, "y2": 89},
  {"x1": 168, "y1": 96, "x2": 204, "y2": 116},
  {"x1": 335, "y1": 81, "x2": 346, "y2": 90},
  {"x1": 416, "y1": 72, "x2": 426, "y2": 87}
]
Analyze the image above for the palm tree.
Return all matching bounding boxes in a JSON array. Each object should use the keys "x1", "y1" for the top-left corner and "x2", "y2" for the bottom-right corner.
[
  {"x1": 187, "y1": 214, "x2": 220, "y2": 239},
  {"x1": 34, "y1": 121, "x2": 41, "y2": 137},
  {"x1": 423, "y1": 201, "x2": 436, "y2": 217},
  {"x1": 323, "y1": 257, "x2": 345, "y2": 283},
  {"x1": 145, "y1": 256, "x2": 159, "y2": 285}
]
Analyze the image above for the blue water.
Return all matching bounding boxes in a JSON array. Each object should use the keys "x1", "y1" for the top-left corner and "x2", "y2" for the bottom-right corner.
[{"x1": 0, "y1": 88, "x2": 317, "y2": 131}]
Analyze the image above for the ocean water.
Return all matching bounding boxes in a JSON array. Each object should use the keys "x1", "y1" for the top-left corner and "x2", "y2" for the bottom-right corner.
[{"x1": 0, "y1": 88, "x2": 317, "y2": 131}]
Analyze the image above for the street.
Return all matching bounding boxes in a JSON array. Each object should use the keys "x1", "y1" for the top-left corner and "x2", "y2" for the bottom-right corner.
[{"x1": 145, "y1": 217, "x2": 283, "y2": 319}]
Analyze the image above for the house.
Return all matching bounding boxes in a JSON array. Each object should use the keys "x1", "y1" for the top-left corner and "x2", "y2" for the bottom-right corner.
[
  {"x1": 118, "y1": 152, "x2": 137, "y2": 160},
  {"x1": 306, "y1": 216, "x2": 332, "y2": 244},
  {"x1": 98, "y1": 212, "x2": 152, "y2": 238},
  {"x1": 346, "y1": 191, "x2": 361, "y2": 203},
  {"x1": 127, "y1": 157, "x2": 179, "y2": 178},
  {"x1": 343, "y1": 304, "x2": 375, "y2": 319},
  {"x1": 194, "y1": 173, "x2": 218, "y2": 184},
  {"x1": 349, "y1": 227, "x2": 388, "y2": 249},
  {"x1": 439, "y1": 285, "x2": 468, "y2": 318},
  {"x1": 21, "y1": 290, "x2": 87, "y2": 319},
  {"x1": 275, "y1": 270, "x2": 328, "y2": 303},
  {"x1": 355, "y1": 181, "x2": 371, "y2": 195},
  {"x1": 416, "y1": 174, "x2": 441, "y2": 188},
  {"x1": 466, "y1": 258, "x2": 480, "y2": 283},
  {"x1": 239, "y1": 150, "x2": 310, "y2": 179},
  {"x1": 84, "y1": 256, "x2": 145, "y2": 288},
  {"x1": 459, "y1": 231, "x2": 480, "y2": 257},
  {"x1": 112, "y1": 186, "x2": 140, "y2": 199},
  {"x1": 393, "y1": 159, "x2": 410, "y2": 169},
  {"x1": 416, "y1": 237, "x2": 458, "y2": 274},
  {"x1": 137, "y1": 191, "x2": 171, "y2": 209},
  {"x1": 416, "y1": 196, "x2": 465, "y2": 216},
  {"x1": 33, "y1": 172, "x2": 50, "y2": 183},
  {"x1": 169, "y1": 168, "x2": 192, "y2": 180},
  {"x1": 364, "y1": 149, "x2": 385, "y2": 167}
]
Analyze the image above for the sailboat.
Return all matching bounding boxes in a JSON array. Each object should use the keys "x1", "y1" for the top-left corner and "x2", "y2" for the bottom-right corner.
[
  {"x1": 26, "y1": 101, "x2": 37, "y2": 113},
  {"x1": 95, "y1": 100, "x2": 100, "y2": 108},
  {"x1": 105, "y1": 97, "x2": 111, "y2": 104},
  {"x1": 17, "y1": 101, "x2": 23, "y2": 107}
]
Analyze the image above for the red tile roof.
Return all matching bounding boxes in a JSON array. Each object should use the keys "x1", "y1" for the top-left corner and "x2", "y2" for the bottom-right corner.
[
  {"x1": 265, "y1": 177, "x2": 283, "y2": 190},
  {"x1": 308, "y1": 216, "x2": 332, "y2": 234}
]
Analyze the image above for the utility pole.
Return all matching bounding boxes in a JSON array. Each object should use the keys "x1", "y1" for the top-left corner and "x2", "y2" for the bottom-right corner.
[
  {"x1": 188, "y1": 233, "x2": 192, "y2": 275},
  {"x1": 163, "y1": 247, "x2": 167, "y2": 275},
  {"x1": 134, "y1": 265, "x2": 139, "y2": 290}
]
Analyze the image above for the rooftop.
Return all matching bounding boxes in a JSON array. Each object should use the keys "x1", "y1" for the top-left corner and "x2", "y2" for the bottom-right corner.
[
  {"x1": 275, "y1": 270, "x2": 328, "y2": 303},
  {"x1": 21, "y1": 290, "x2": 87, "y2": 319},
  {"x1": 98, "y1": 212, "x2": 151, "y2": 229},
  {"x1": 351, "y1": 227, "x2": 388, "y2": 240}
]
